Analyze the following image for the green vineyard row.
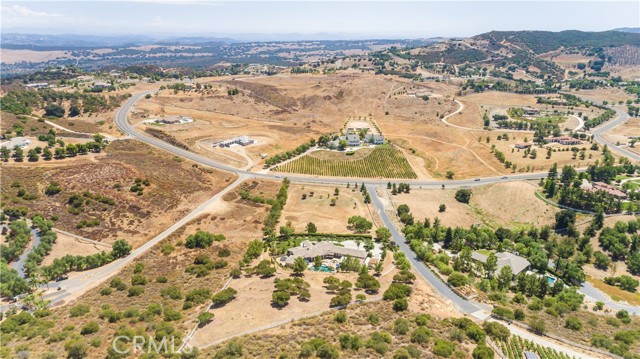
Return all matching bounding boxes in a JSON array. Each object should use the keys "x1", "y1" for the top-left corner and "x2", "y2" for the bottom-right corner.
[
  {"x1": 499, "y1": 335, "x2": 576, "y2": 359},
  {"x1": 274, "y1": 146, "x2": 417, "y2": 179}
]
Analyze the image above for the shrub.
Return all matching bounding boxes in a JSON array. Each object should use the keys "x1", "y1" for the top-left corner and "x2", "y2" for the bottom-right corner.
[
  {"x1": 482, "y1": 322, "x2": 510, "y2": 341},
  {"x1": 447, "y1": 272, "x2": 469, "y2": 287},
  {"x1": 335, "y1": 311, "x2": 347, "y2": 323},
  {"x1": 368, "y1": 313, "x2": 380, "y2": 325},
  {"x1": 393, "y1": 298, "x2": 408, "y2": 311},
  {"x1": 212, "y1": 288, "x2": 237, "y2": 307},
  {"x1": 492, "y1": 306, "x2": 514, "y2": 320},
  {"x1": 198, "y1": 312, "x2": 214, "y2": 326},
  {"x1": 472, "y1": 345, "x2": 494, "y2": 359},
  {"x1": 393, "y1": 318, "x2": 410, "y2": 335},
  {"x1": 591, "y1": 334, "x2": 613, "y2": 349},
  {"x1": 128, "y1": 286, "x2": 144, "y2": 297},
  {"x1": 161, "y1": 286, "x2": 183, "y2": 300},
  {"x1": 80, "y1": 322, "x2": 99, "y2": 335},
  {"x1": 454, "y1": 189, "x2": 472, "y2": 203},
  {"x1": 432, "y1": 339, "x2": 455, "y2": 357},
  {"x1": 415, "y1": 314, "x2": 430, "y2": 326},
  {"x1": 185, "y1": 231, "x2": 225, "y2": 249},
  {"x1": 565, "y1": 317, "x2": 583, "y2": 331},
  {"x1": 110, "y1": 278, "x2": 127, "y2": 291},
  {"x1": 64, "y1": 339, "x2": 87, "y2": 359},
  {"x1": 330, "y1": 293, "x2": 351, "y2": 307},
  {"x1": 131, "y1": 274, "x2": 147, "y2": 286},
  {"x1": 70, "y1": 304, "x2": 90, "y2": 317},
  {"x1": 214, "y1": 341, "x2": 243, "y2": 359},
  {"x1": 383, "y1": 283, "x2": 412, "y2": 300},
  {"x1": 160, "y1": 243, "x2": 175, "y2": 255},
  {"x1": 529, "y1": 317, "x2": 546, "y2": 335},
  {"x1": 164, "y1": 308, "x2": 182, "y2": 322},
  {"x1": 316, "y1": 343, "x2": 340, "y2": 359},
  {"x1": 185, "y1": 288, "x2": 212, "y2": 305},
  {"x1": 411, "y1": 327, "x2": 432, "y2": 344}
]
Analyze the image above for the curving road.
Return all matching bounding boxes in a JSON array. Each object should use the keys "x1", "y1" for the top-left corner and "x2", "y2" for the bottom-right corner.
[
  {"x1": 441, "y1": 99, "x2": 586, "y2": 134},
  {"x1": 117, "y1": 92, "x2": 550, "y2": 188},
  {"x1": 591, "y1": 106, "x2": 640, "y2": 162},
  {"x1": 366, "y1": 184, "x2": 603, "y2": 359},
  {"x1": 19, "y1": 89, "x2": 633, "y2": 356},
  {"x1": 9, "y1": 226, "x2": 41, "y2": 278},
  {"x1": 115, "y1": 91, "x2": 623, "y2": 357}
]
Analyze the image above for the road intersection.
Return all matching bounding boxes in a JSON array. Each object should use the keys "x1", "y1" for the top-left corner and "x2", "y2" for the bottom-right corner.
[{"x1": 20, "y1": 89, "x2": 634, "y2": 357}]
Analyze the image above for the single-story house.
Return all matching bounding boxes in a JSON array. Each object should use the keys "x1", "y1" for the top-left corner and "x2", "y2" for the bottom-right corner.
[
  {"x1": 581, "y1": 181, "x2": 627, "y2": 199},
  {"x1": 514, "y1": 142, "x2": 533, "y2": 149},
  {"x1": 216, "y1": 135, "x2": 254, "y2": 147},
  {"x1": 522, "y1": 107, "x2": 540, "y2": 116},
  {"x1": 93, "y1": 82, "x2": 111, "y2": 89},
  {"x1": 544, "y1": 136, "x2": 582, "y2": 146},
  {"x1": 25, "y1": 83, "x2": 48, "y2": 89},
  {"x1": 471, "y1": 251, "x2": 530, "y2": 275},
  {"x1": 283, "y1": 241, "x2": 368, "y2": 266}
]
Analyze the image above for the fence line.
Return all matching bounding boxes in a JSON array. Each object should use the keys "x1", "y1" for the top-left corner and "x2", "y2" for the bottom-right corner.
[
  {"x1": 486, "y1": 337, "x2": 507, "y2": 359},
  {"x1": 490, "y1": 314, "x2": 623, "y2": 359}
]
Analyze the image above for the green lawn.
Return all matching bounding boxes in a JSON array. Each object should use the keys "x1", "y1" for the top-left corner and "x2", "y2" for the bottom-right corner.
[{"x1": 476, "y1": 249, "x2": 494, "y2": 256}]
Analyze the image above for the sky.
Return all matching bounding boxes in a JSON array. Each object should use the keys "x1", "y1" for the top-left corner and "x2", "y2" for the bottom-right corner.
[{"x1": 2, "y1": 1, "x2": 639, "y2": 40}]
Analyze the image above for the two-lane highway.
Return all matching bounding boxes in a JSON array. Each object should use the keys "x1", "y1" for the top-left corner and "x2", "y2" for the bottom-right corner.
[
  {"x1": 31, "y1": 89, "x2": 633, "y2": 357},
  {"x1": 591, "y1": 106, "x2": 640, "y2": 162},
  {"x1": 116, "y1": 92, "x2": 551, "y2": 189}
]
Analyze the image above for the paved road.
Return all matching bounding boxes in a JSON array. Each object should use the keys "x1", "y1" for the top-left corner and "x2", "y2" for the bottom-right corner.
[
  {"x1": 117, "y1": 92, "x2": 549, "y2": 189},
  {"x1": 365, "y1": 184, "x2": 480, "y2": 313},
  {"x1": 441, "y1": 99, "x2": 586, "y2": 134},
  {"x1": 591, "y1": 106, "x2": 640, "y2": 162},
  {"x1": 20, "y1": 89, "x2": 632, "y2": 356},
  {"x1": 366, "y1": 184, "x2": 603, "y2": 359},
  {"x1": 37, "y1": 174, "x2": 247, "y2": 307},
  {"x1": 9, "y1": 226, "x2": 41, "y2": 278},
  {"x1": 580, "y1": 281, "x2": 640, "y2": 315}
]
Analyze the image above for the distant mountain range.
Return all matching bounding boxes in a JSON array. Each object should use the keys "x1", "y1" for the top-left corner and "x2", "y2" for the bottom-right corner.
[
  {"x1": 613, "y1": 27, "x2": 640, "y2": 34},
  {"x1": 474, "y1": 30, "x2": 640, "y2": 54},
  {"x1": 0, "y1": 33, "x2": 238, "y2": 49}
]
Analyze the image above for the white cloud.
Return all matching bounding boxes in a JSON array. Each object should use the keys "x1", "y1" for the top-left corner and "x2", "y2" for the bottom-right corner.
[
  {"x1": 125, "y1": 0, "x2": 224, "y2": 5},
  {"x1": 2, "y1": 5, "x2": 62, "y2": 18}
]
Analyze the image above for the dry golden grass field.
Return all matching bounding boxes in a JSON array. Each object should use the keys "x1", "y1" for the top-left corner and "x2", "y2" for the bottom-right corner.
[
  {"x1": 191, "y1": 255, "x2": 399, "y2": 347},
  {"x1": 387, "y1": 181, "x2": 560, "y2": 229},
  {"x1": 130, "y1": 73, "x2": 556, "y2": 179},
  {"x1": 279, "y1": 183, "x2": 380, "y2": 235}
]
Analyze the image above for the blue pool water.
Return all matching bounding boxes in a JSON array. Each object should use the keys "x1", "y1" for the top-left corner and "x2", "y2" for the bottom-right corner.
[
  {"x1": 546, "y1": 276, "x2": 556, "y2": 284},
  {"x1": 310, "y1": 265, "x2": 333, "y2": 272}
]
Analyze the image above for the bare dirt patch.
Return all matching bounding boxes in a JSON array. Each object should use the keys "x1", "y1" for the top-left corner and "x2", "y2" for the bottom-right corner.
[{"x1": 42, "y1": 232, "x2": 105, "y2": 265}]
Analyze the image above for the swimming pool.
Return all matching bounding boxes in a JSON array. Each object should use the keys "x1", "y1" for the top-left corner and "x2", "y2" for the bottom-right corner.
[
  {"x1": 310, "y1": 265, "x2": 334, "y2": 272},
  {"x1": 546, "y1": 276, "x2": 556, "y2": 284}
]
